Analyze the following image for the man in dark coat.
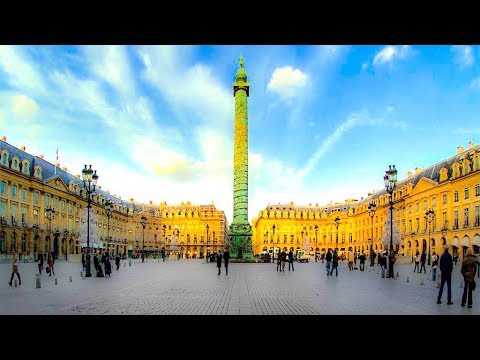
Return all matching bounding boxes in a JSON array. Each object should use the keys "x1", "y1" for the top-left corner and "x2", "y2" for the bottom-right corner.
[
  {"x1": 37, "y1": 252, "x2": 44, "y2": 274},
  {"x1": 461, "y1": 248, "x2": 476, "y2": 308},
  {"x1": 420, "y1": 251, "x2": 427, "y2": 273},
  {"x1": 288, "y1": 248, "x2": 295, "y2": 271},
  {"x1": 370, "y1": 250, "x2": 375, "y2": 267},
  {"x1": 216, "y1": 250, "x2": 223, "y2": 275},
  {"x1": 329, "y1": 250, "x2": 339, "y2": 277},
  {"x1": 388, "y1": 250, "x2": 396, "y2": 278},
  {"x1": 437, "y1": 245, "x2": 454, "y2": 305},
  {"x1": 325, "y1": 250, "x2": 332, "y2": 275},
  {"x1": 115, "y1": 253, "x2": 121, "y2": 270},
  {"x1": 223, "y1": 248, "x2": 230, "y2": 275}
]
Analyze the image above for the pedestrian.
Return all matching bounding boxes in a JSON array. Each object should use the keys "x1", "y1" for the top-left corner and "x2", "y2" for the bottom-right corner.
[
  {"x1": 420, "y1": 251, "x2": 427, "y2": 274},
  {"x1": 276, "y1": 249, "x2": 282, "y2": 272},
  {"x1": 380, "y1": 252, "x2": 387, "y2": 278},
  {"x1": 461, "y1": 248, "x2": 476, "y2": 308},
  {"x1": 359, "y1": 251, "x2": 366, "y2": 271},
  {"x1": 141, "y1": 252, "x2": 145, "y2": 263},
  {"x1": 223, "y1": 248, "x2": 230, "y2": 275},
  {"x1": 8, "y1": 250, "x2": 21, "y2": 286},
  {"x1": 354, "y1": 251, "x2": 358, "y2": 269},
  {"x1": 329, "y1": 249, "x2": 339, "y2": 277},
  {"x1": 81, "y1": 250, "x2": 86, "y2": 271},
  {"x1": 325, "y1": 249, "x2": 332, "y2": 275},
  {"x1": 414, "y1": 251, "x2": 420, "y2": 273},
  {"x1": 115, "y1": 253, "x2": 121, "y2": 270},
  {"x1": 370, "y1": 249, "x2": 375, "y2": 267},
  {"x1": 216, "y1": 250, "x2": 222, "y2": 275},
  {"x1": 104, "y1": 253, "x2": 112, "y2": 277},
  {"x1": 388, "y1": 250, "x2": 396, "y2": 278},
  {"x1": 37, "y1": 251, "x2": 44, "y2": 274},
  {"x1": 431, "y1": 251, "x2": 438, "y2": 281},
  {"x1": 347, "y1": 249, "x2": 354, "y2": 271},
  {"x1": 48, "y1": 250, "x2": 55, "y2": 276},
  {"x1": 321, "y1": 251, "x2": 325, "y2": 264},
  {"x1": 377, "y1": 251, "x2": 381, "y2": 266},
  {"x1": 288, "y1": 248, "x2": 295, "y2": 271},
  {"x1": 437, "y1": 244, "x2": 454, "y2": 305},
  {"x1": 281, "y1": 248, "x2": 287, "y2": 271}
]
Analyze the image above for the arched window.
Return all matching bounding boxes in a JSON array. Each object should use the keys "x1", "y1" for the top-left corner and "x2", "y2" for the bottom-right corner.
[
  {"x1": 0, "y1": 181, "x2": 6, "y2": 194},
  {"x1": 22, "y1": 161, "x2": 30, "y2": 175},
  {"x1": 1, "y1": 152, "x2": 8, "y2": 166}
]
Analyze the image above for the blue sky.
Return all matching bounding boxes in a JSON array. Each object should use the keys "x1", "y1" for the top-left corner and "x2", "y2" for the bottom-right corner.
[{"x1": 0, "y1": 45, "x2": 479, "y2": 223}]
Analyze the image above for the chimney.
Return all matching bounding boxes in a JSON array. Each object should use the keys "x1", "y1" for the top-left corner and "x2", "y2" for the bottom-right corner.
[
  {"x1": 75, "y1": 174, "x2": 80, "y2": 179},
  {"x1": 150, "y1": 200, "x2": 153, "y2": 205},
  {"x1": 468, "y1": 141, "x2": 475, "y2": 149},
  {"x1": 1, "y1": 136, "x2": 6, "y2": 142},
  {"x1": 457, "y1": 145, "x2": 465, "y2": 154},
  {"x1": 61, "y1": 166, "x2": 67, "y2": 171},
  {"x1": 38, "y1": 154, "x2": 44, "y2": 159},
  {"x1": 415, "y1": 167, "x2": 422, "y2": 174},
  {"x1": 315, "y1": 203, "x2": 318, "y2": 206},
  {"x1": 408, "y1": 171, "x2": 413, "y2": 179},
  {"x1": 55, "y1": 162, "x2": 60, "y2": 167},
  {"x1": 20, "y1": 146, "x2": 26, "y2": 151}
]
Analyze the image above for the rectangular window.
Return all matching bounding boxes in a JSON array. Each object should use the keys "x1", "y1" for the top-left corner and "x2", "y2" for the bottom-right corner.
[
  {"x1": 1, "y1": 154, "x2": 6, "y2": 165},
  {"x1": 423, "y1": 199, "x2": 427, "y2": 210},
  {"x1": 454, "y1": 210, "x2": 459, "y2": 229},
  {"x1": 443, "y1": 212, "x2": 447, "y2": 228},
  {"x1": 476, "y1": 184, "x2": 480, "y2": 197},
  {"x1": 21, "y1": 207, "x2": 27, "y2": 225},
  {"x1": 465, "y1": 188, "x2": 470, "y2": 200},
  {"x1": 68, "y1": 202, "x2": 72, "y2": 213},
  {"x1": 416, "y1": 218, "x2": 420, "y2": 232},
  {"x1": 432, "y1": 197, "x2": 436, "y2": 208},
  {"x1": 61, "y1": 200, "x2": 65, "y2": 211},
  {"x1": 0, "y1": 182, "x2": 5, "y2": 194},
  {"x1": 33, "y1": 192, "x2": 39, "y2": 204},
  {"x1": 53, "y1": 198, "x2": 57, "y2": 208},
  {"x1": 454, "y1": 191, "x2": 459, "y2": 202},
  {"x1": 11, "y1": 203, "x2": 17, "y2": 221},
  {"x1": 0, "y1": 201, "x2": 5, "y2": 219},
  {"x1": 464, "y1": 208, "x2": 470, "y2": 227},
  {"x1": 475, "y1": 206, "x2": 480, "y2": 227},
  {"x1": 21, "y1": 188, "x2": 27, "y2": 201},
  {"x1": 409, "y1": 219, "x2": 412, "y2": 232},
  {"x1": 443, "y1": 194, "x2": 447, "y2": 205},
  {"x1": 409, "y1": 205, "x2": 412, "y2": 214},
  {"x1": 416, "y1": 203, "x2": 419, "y2": 212},
  {"x1": 33, "y1": 209, "x2": 38, "y2": 224},
  {"x1": 11, "y1": 185, "x2": 17, "y2": 198},
  {"x1": 45, "y1": 195, "x2": 49, "y2": 207}
]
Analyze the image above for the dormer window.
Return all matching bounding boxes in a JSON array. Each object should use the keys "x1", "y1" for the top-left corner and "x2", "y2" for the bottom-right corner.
[
  {"x1": 11, "y1": 157, "x2": 19, "y2": 171},
  {"x1": 34, "y1": 166, "x2": 42, "y2": 179},
  {"x1": 22, "y1": 160, "x2": 29, "y2": 175},
  {"x1": 0, "y1": 152, "x2": 8, "y2": 166}
]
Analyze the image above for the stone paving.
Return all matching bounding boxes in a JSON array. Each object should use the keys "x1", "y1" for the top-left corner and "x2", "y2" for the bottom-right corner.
[{"x1": 0, "y1": 257, "x2": 478, "y2": 315}]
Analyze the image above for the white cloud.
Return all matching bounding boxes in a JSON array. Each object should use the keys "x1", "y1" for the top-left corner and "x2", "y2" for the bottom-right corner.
[
  {"x1": 11, "y1": 94, "x2": 39, "y2": 118},
  {"x1": 361, "y1": 62, "x2": 369, "y2": 71},
  {"x1": 386, "y1": 105, "x2": 394, "y2": 113},
  {"x1": 453, "y1": 127, "x2": 480, "y2": 136},
  {"x1": 451, "y1": 45, "x2": 474, "y2": 67},
  {"x1": 470, "y1": 77, "x2": 480, "y2": 89},
  {"x1": 0, "y1": 46, "x2": 47, "y2": 96},
  {"x1": 373, "y1": 45, "x2": 413, "y2": 67},
  {"x1": 267, "y1": 66, "x2": 308, "y2": 99}
]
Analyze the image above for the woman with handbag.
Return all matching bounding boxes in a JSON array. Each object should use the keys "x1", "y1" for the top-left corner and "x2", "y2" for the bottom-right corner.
[{"x1": 8, "y1": 250, "x2": 21, "y2": 286}]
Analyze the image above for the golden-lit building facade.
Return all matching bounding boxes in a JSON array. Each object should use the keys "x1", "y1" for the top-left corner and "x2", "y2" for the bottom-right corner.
[
  {"x1": 253, "y1": 142, "x2": 480, "y2": 262},
  {"x1": 0, "y1": 139, "x2": 228, "y2": 260}
]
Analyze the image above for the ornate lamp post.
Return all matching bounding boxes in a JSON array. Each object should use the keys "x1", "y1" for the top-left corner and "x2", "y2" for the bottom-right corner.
[
  {"x1": 206, "y1": 224, "x2": 210, "y2": 261},
  {"x1": 334, "y1": 216, "x2": 340, "y2": 250},
  {"x1": 272, "y1": 224, "x2": 276, "y2": 263},
  {"x1": 162, "y1": 224, "x2": 167, "y2": 261},
  {"x1": 81, "y1": 164, "x2": 98, "y2": 277},
  {"x1": 410, "y1": 232, "x2": 415, "y2": 262},
  {"x1": 368, "y1": 201, "x2": 377, "y2": 259},
  {"x1": 314, "y1": 225, "x2": 318, "y2": 262},
  {"x1": 154, "y1": 233, "x2": 157, "y2": 257},
  {"x1": 384, "y1": 165, "x2": 398, "y2": 252},
  {"x1": 425, "y1": 209, "x2": 435, "y2": 265},
  {"x1": 105, "y1": 199, "x2": 114, "y2": 256},
  {"x1": 140, "y1": 215, "x2": 147, "y2": 256},
  {"x1": 44, "y1": 206, "x2": 56, "y2": 254}
]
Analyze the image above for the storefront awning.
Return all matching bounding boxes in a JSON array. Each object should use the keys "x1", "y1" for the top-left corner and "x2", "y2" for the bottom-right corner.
[
  {"x1": 473, "y1": 235, "x2": 480, "y2": 246},
  {"x1": 451, "y1": 237, "x2": 459, "y2": 248}
]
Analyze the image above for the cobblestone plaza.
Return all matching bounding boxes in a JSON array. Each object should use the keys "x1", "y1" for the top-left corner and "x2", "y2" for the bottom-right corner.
[{"x1": 0, "y1": 259, "x2": 478, "y2": 315}]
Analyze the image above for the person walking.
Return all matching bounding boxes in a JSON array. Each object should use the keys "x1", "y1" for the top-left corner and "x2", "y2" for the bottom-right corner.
[
  {"x1": 329, "y1": 249, "x2": 339, "y2": 277},
  {"x1": 461, "y1": 248, "x2": 476, "y2": 308},
  {"x1": 377, "y1": 251, "x2": 381, "y2": 266},
  {"x1": 359, "y1": 251, "x2": 366, "y2": 271},
  {"x1": 281, "y1": 248, "x2": 287, "y2": 271},
  {"x1": 414, "y1": 251, "x2": 420, "y2": 273},
  {"x1": 276, "y1": 249, "x2": 282, "y2": 272},
  {"x1": 431, "y1": 251, "x2": 438, "y2": 281},
  {"x1": 8, "y1": 250, "x2": 21, "y2": 286},
  {"x1": 325, "y1": 250, "x2": 332, "y2": 275},
  {"x1": 354, "y1": 251, "x2": 358, "y2": 269},
  {"x1": 216, "y1": 250, "x2": 222, "y2": 275},
  {"x1": 223, "y1": 248, "x2": 230, "y2": 275},
  {"x1": 380, "y1": 252, "x2": 387, "y2": 278},
  {"x1": 288, "y1": 248, "x2": 295, "y2": 271},
  {"x1": 347, "y1": 249, "x2": 354, "y2": 271},
  {"x1": 321, "y1": 251, "x2": 325, "y2": 264},
  {"x1": 388, "y1": 250, "x2": 396, "y2": 278},
  {"x1": 37, "y1": 251, "x2": 44, "y2": 274},
  {"x1": 48, "y1": 250, "x2": 55, "y2": 276},
  {"x1": 437, "y1": 244, "x2": 454, "y2": 305},
  {"x1": 141, "y1": 252, "x2": 145, "y2": 263},
  {"x1": 115, "y1": 253, "x2": 121, "y2": 270},
  {"x1": 370, "y1": 249, "x2": 375, "y2": 267},
  {"x1": 420, "y1": 251, "x2": 427, "y2": 274}
]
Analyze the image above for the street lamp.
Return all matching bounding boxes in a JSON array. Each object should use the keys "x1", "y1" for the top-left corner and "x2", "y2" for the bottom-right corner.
[
  {"x1": 154, "y1": 233, "x2": 157, "y2": 257},
  {"x1": 105, "y1": 199, "x2": 114, "y2": 256},
  {"x1": 334, "y1": 216, "x2": 340, "y2": 250},
  {"x1": 162, "y1": 224, "x2": 166, "y2": 261},
  {"x1": 314, "y1": 225, "x2": 318, "y2": 262},
  {"x1": 44, "y1": 206, "x2": 56, "y2": 254},
  {"x1": 81, "y1": 164, "x2": 98, "y2": 277},
  {"x1": 384, "y1": 165, "x2": 398, "y2": 252},
  {"x1": 410, "y1": 232, "x2": 415, "y2": 262},
  {"x1": 272, "y1": 224, "x2": 276, "y2": 263},
  {"x1": 368, "y1": 201, "x2": 377, "y2": 259},
  {"x1": 206, "y1": 224, "x2": 209, "y2": 260},
  {"x1": 140, "y1": 215, "x2": 147, "y2": 256},
  {"x1": 425, "y1": 209, "x2": 435, "y2": 265}
]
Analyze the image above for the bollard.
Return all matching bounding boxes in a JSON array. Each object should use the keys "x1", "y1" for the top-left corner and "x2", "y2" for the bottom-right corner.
[
  {"x1": 69, "y1": 276, "x2": 72, "y2": 283},
  {"x1": 396, "y1": 271, "x2": 399, "y2": 278},
  {"x1": 406, "y1": 275, "x2": 409, "y2": 282},
  {"x1": 36, "y1": 273, "x2": 41, "y2": 288},
  {"x1": 420, "y1": 278, "x2": 424, "y2": 285},
  {"x1": 14, "y1": 280, "x2": 17, "y2": 287},
  {"x1": 55, "y1": 278, "x2": 58, "y2": 285}
]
